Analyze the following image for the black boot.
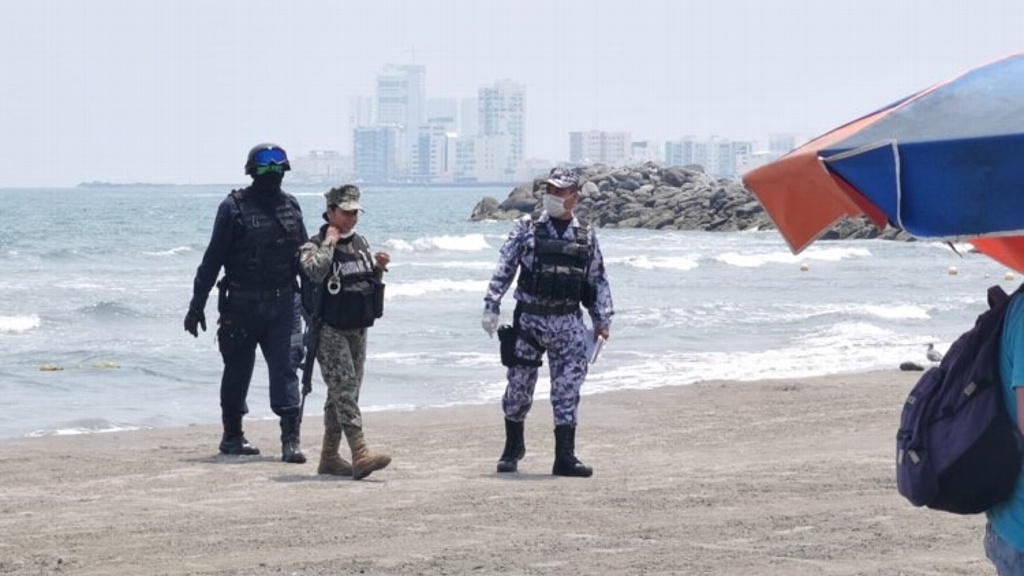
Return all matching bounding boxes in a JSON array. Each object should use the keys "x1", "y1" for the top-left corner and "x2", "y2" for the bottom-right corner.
[
  {"x1": 552, "y1": 424, "x2": 592, "y2": 477},
  {"x1": 219, "y1": 415, "x2": 260, "y2": 456},
  {"x1": 497, "y1": 418, "x2": 526, "y2": 473},
  {"x1": 279, "y1": 412, "x2": 306, "y2": 464}
]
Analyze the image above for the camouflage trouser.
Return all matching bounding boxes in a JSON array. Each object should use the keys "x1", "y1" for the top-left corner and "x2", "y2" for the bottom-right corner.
[
  {"x1": 502, "y1": 311, "x2": 589, "y2": 426},
  {"x1": 316, "y1": 324, "x2": 367, "y2": 436}
]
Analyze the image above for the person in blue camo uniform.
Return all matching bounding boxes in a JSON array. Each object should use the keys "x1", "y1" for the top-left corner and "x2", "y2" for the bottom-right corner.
[
  {"x1": 482, "y1": 166, "x2": 614, "y2": 477},
  {"x1": 184, "y1": 143, "x2": 308, "y2": 464}
]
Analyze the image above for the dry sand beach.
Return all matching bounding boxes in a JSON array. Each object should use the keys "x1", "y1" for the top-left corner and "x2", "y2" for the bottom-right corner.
[{"x1": 0, "y1": 371, "x2": 994, "y2": 575}]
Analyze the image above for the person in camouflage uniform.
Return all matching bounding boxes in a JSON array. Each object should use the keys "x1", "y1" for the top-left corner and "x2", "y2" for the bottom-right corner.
[
  {"x1": 299, "y1": 184, "x2": 391, "y2": 480},
  {"x1": 482, "y1": 167, "x2": 614, "y2": 477}
]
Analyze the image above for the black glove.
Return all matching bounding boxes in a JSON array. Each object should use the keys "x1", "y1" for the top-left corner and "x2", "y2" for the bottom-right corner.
[{"x1": 184, "y1": 307, "x2": 206, "y2": 337}]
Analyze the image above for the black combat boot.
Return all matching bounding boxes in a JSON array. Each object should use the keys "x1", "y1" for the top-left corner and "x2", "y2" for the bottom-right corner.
[
  {"x1": 219, "y1": 415, "x2": 260, "y2": 456},
  {"x1": 497, "y1": 418, "x2": 526, "y2": 473},
  {"x1": 280, "y1": 412, "x2": 306, "y2": 464},
  {"x1": 552, "y1": 424, "x2": 592, "y2": 477}
]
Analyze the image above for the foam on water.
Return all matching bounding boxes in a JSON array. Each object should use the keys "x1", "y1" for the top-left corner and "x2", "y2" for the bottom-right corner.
[
  {"x1": 716, "y1": 246, "x2": 871, "y2": 267},
  {"x1": 385, "y1": 278, "x2": 487, "y2": 299},
  {"x1": 0, "y1": 314, "x2": 41, "y2": 334},
  {"x1": 142, "y1": 246, "x2": 192, "y2": 256},
  {"x1": 612, "y1": 255, "x2": 700, "y2": 271},
  {"x1": 385, "y1": 234, "x2": 491, "y2": 252}
]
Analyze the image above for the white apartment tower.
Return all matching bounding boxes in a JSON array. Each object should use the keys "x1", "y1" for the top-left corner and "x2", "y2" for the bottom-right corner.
[
  {"x1": 569, "y1": 131, "x2": 631, "y2": 166},
  {"x1": 478, "y1": 80, "x2": 525, "y2": 181},
  {"x1": 348, "y1": 96, "x2": 374, "y2": 129},
  {"x1": 376, "y1": 64, "x2": 425, "y2": 132},
  {"x1": 376, "y1": 64, "x2": 426, "y2": 176}
]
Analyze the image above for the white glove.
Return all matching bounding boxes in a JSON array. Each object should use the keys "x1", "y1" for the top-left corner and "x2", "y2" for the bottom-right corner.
[{"x1": 481, "y1": 310, "x2": 499, "y2": 338}]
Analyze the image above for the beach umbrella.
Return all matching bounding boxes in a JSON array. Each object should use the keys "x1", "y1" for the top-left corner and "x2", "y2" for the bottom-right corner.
[{"x1": 742, "y1": 52, "x2": 1024, "y2": 272}]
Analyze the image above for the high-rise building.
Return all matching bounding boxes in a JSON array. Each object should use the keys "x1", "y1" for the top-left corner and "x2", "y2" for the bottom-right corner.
[
  {"x1": 426, "y1": 98, "x2": 458, "y2": 131},
  {"x1": 412, "y1": 125, "x2": 458, "y2": 182},
  {"x1": 478, "y1": 80, "x2": 524, "y2": 181},
  {"x1": 459, "y1": 97, "x2": 478, "y2": 137},
  {"x1": 348, "y1": 96, "x2": 374, "y2": 130},
  {"x1": 454, "y1": 139, "x2": 476, "y2": 182},
  {"x1": 665, "y1": 136, "x2": 753, "y2": 178},
  {"x1": 767, "y1": 133, "x2": 797, "y2": 157},
  {"x1": 569, "y1": 131, "x2": 630, "y2": 166},
  {"x1": 376, "y1": 64, "x2": 425, "y2": 132},
  {"x1": 473, "y1": 134, "x2": 514, "y2": 183},
  {"x1": 376, "y1": 64, "x2": 426, "y2": 176},
  {"x1": 352, "y1": 125, "x2": 400, "y2": 183},
  {"x1": 290, "y1": 150, "x2": 350, "y2": 184},
  {"x1": 630, "y1": 140, "x2": 663, "y2": 164}
]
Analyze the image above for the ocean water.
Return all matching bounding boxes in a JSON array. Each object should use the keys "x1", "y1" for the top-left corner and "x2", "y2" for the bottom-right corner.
[{"x1": 0, "y1": 184, "x2": 1014, "y2": 439}]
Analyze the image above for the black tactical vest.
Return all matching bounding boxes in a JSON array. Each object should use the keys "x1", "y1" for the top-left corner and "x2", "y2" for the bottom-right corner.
[
  {"x1": 517, "y1": 220, "x2": 592, "y2": 305},
  {"x1": 223, "y1": 188, "x2": 304, "y2": 291},
  {"x1": 318, "y1": 234, "x2": 384, "y2": 330}
]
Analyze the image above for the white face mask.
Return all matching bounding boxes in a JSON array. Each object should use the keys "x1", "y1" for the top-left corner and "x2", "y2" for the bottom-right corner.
[
  {"x1": 338, "y1": 228, "x2": 356, "y2": 239},
  {"x1": 542, "y1": 194, "x2": 568, "y2": 218}
]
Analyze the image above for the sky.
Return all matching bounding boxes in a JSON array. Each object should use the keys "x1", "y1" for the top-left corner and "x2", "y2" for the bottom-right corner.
[{"x1": 4, "y1": 0, "x2": 1023, "y2": 187}]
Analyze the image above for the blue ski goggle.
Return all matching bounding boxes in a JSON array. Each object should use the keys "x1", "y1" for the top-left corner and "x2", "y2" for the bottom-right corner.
[{"x1": 253, "y1": 147, "x2": 287, "y2": 166}]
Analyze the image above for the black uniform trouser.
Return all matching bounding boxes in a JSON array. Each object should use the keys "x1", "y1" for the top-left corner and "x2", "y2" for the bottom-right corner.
[{"x1": 218, "y1": 292, "x2": 301, "y2": 419}]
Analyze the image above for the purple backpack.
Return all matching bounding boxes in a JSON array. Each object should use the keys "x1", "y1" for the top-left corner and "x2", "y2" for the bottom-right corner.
[{"x1": 896, "y1": 284, "x2": 1023, "y2": 514}]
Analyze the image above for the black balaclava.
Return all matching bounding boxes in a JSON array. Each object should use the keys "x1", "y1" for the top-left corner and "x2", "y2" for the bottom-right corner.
[{"x1": 250, "y1": 172, "x2": 284, "y2": 196}]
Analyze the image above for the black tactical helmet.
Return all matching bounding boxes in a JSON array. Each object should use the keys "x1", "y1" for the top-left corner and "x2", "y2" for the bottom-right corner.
[{"x1": 244, "y1": 143, "x2": 291, "y2": 176}]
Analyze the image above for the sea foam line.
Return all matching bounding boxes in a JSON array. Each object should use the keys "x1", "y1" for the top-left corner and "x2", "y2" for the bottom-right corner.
[
  {"x1": 142, "y1": 246, "x2": 192, "y2": 256},
  {"x1": 386, "y1": 279, "x2": 487, "y2": 299},
  {"x1": 717, "y1": 246, "x2": 871, "y2": 268},
  {"x1": 385, "y1": 234, "x2": 491, "y2": 253},
  {"x1": 0, "y1": 314, "x2": 41, "y2": 334}
]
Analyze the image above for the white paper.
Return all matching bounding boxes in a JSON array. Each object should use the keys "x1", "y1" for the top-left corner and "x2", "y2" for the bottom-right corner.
[{"x1": 588, "y1": 336, "x2": 606, "y2": 365}]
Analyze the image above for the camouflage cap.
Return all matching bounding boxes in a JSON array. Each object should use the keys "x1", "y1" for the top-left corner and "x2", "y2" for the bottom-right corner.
[
  {"x1": 542, "y1": 167, "x2": 580, "y2": 189},
  {"x1": 324, "y1": 184, "x2": 363, "y2": 211}
]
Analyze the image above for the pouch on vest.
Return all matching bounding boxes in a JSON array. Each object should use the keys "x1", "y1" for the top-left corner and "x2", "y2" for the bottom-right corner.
[
  {"x1": 372, "y1": 279, "x2": 385, "y2": 319},
  {"x1": 326, "y1": 280, "x2": 383, "y2": 330},
  {"x1": 498, "y1": 324, "x2": 543, "y2": 368}
]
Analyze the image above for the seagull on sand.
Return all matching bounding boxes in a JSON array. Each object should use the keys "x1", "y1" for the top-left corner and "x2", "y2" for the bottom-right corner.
[{"x1": 926, "y1": 343, "x2": 944, "y2": 364}]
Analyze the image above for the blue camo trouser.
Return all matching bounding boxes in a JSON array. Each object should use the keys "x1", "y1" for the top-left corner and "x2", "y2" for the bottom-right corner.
[
  {"x1": 502, "y1": 311, "x2": 589, "y2": 426},
  {"x1": 218, "y1": 293, "x2": 302, "y2": 419}
]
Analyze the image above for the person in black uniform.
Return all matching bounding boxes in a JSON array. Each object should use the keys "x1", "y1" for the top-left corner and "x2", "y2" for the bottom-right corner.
[{"x1": 184, "y1": 143, "x2": 309, "y2": 464}]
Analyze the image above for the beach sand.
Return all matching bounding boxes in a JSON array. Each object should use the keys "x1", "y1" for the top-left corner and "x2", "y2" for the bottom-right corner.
[{"x1": 0, "y1": 370, "x2": 993, "y2": 575}]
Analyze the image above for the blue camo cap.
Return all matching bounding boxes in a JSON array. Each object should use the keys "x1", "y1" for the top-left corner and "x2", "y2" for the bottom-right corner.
[{"x1": 542, "y1": 167, "x2": 580, "y2": 189}]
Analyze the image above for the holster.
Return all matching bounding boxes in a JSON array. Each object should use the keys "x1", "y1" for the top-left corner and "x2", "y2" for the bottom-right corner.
[
  {"x1": 216, "y1": 313, "x2": 250, "y2": 359},
  {"x1": 217, "y1": 279, "x2": 230, "y2": 314},
  {"x1": 497, "y1": 322, "x2": 544, "y2": 368}
]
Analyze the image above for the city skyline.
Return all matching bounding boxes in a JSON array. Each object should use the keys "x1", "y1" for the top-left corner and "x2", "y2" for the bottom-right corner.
[{"x1": 4, "y1": 1, "x2": 1024, "y2": 187}]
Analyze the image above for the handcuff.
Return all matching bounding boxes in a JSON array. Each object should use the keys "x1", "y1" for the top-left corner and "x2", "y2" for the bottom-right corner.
[{"x1": 327, "y1": 275, "x2": 342, "y2": 295}]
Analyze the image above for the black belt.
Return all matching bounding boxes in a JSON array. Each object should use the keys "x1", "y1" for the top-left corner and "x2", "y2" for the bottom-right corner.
[
  {"x1": 516, "y1": 301, "x2": 579, "y2": 316},
  {"x1": 227, "y1": 286, "x2": 293, "y2": 300}
]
